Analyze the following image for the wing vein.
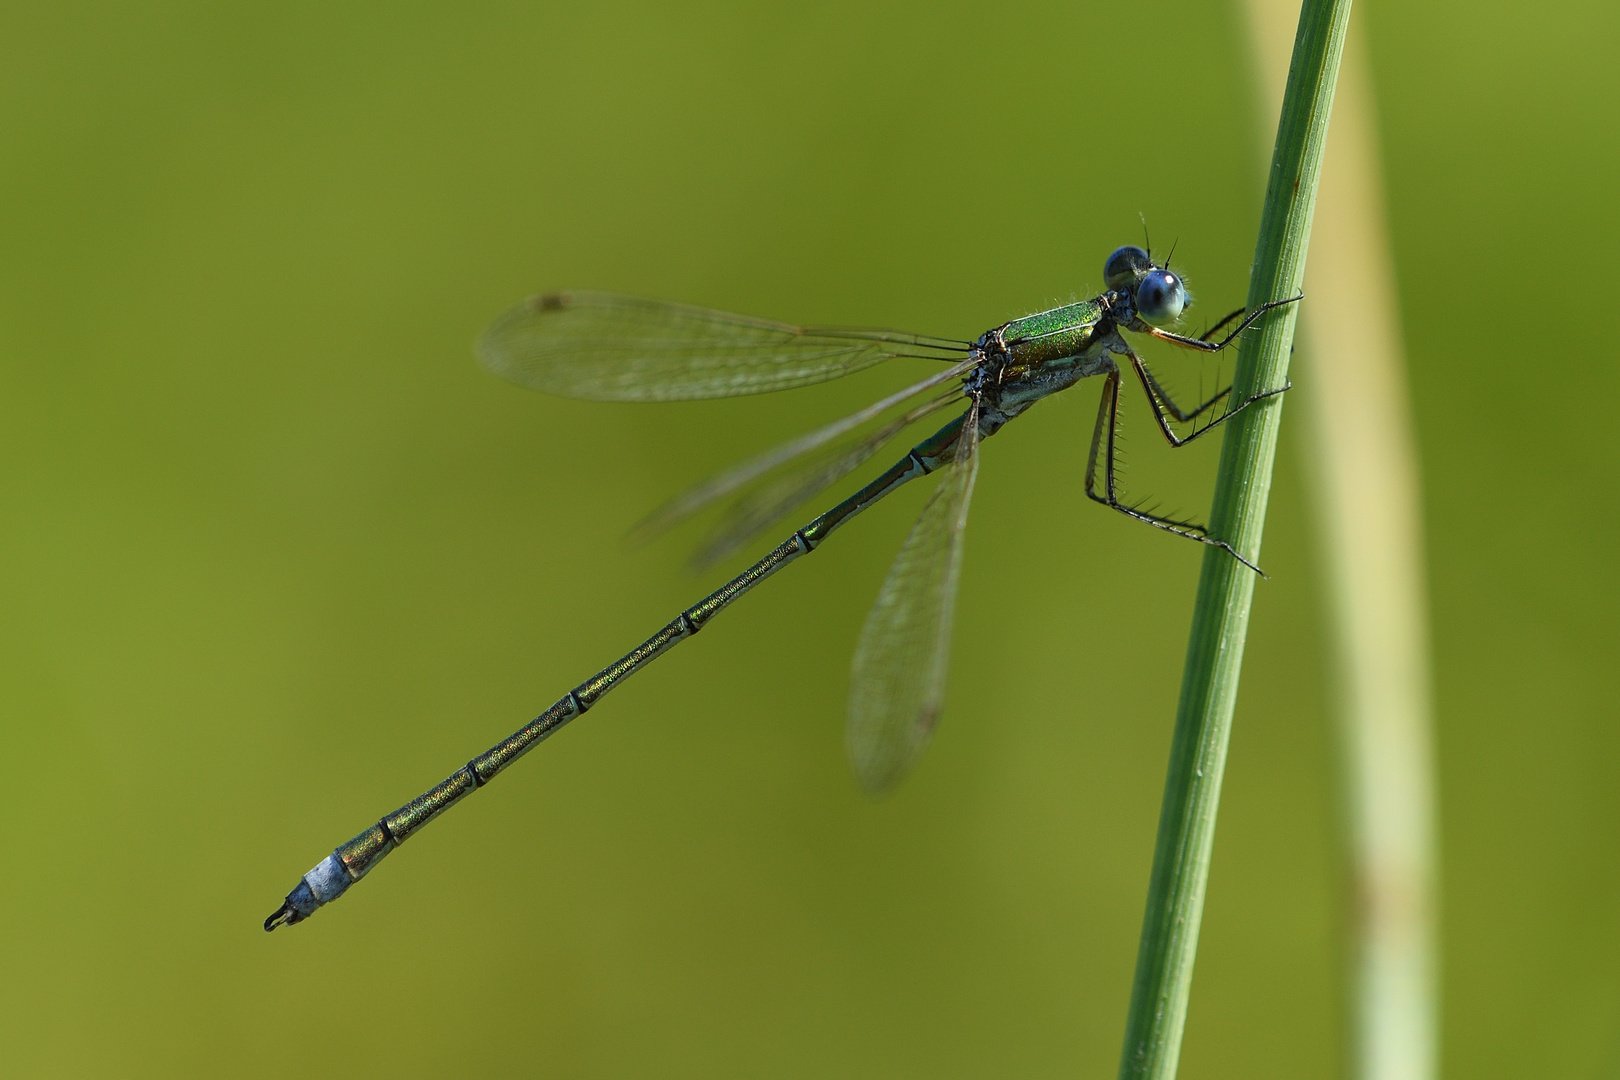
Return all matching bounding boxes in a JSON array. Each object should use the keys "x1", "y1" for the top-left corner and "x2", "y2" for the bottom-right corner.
[
  {"x1": 846, "y1": 402, "x2": 982, "y2": 792},
  {"x1": 478, "y1": 291, "x2": 969, "y2": 402}
]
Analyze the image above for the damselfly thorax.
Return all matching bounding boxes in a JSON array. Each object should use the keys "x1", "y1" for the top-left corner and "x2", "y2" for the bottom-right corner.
[{"x1": 971, "y1": 295, "x2": 1136, "y2": 429}]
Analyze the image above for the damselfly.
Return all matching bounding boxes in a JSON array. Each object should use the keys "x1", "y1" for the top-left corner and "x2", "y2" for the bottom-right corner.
[{"x1": 265, "y1": 245, "x2": 1298, "y2": 930}]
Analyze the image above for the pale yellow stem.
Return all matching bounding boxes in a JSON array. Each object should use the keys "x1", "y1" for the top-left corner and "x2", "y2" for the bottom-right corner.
[{"x1": 1239, "y1": 5, "x2": 1438, "y2": 1080}]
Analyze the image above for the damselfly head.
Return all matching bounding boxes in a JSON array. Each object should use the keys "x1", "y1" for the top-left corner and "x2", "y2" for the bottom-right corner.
[
  {"x1": 1104, "y1": 245, "x2": 1189, "y2": 326},
  {"x1": 1104, "y1": 245, "x2": 1153, "y2": 290}
]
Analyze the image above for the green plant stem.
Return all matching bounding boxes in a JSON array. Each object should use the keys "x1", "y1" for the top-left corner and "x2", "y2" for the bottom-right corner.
[{"x1": 1115, "y1": 2, "x2": 1354, "y2": 1078}]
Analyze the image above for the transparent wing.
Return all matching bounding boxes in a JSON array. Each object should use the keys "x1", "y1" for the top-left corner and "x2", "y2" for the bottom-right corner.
[
  {"x1": 690, "y1": 392, "x2": 961, "y2": 569},
  {"x1": 478, "y1": 291, "x2": 969, "y2": 402},
  {"x1": 846, "y1": 406, "x2": 981, "y2": 793},
  {"x1": 632, "y1": 358, "x2": 978, "y2": 542}
]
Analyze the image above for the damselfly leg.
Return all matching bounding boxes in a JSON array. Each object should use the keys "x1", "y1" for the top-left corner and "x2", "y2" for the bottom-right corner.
[
  {"x1": 1198, "y1": 306, "x2": 1249, "y2": 343},
  {"x1": 1127, "y1": 292, "x2": 1302, "y2": 443},
  {"x1": 1141, "y1": 292, "x2": 1302, "y2": 353},
  {"x1": 1130, "y1": 349, "x2": 1292, "y2": 449},
  {"x1": 1084, "y1": 366, "x2": 1266, "y2": 575}
]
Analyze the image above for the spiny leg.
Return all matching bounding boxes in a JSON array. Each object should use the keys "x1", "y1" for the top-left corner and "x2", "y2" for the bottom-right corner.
[
  {"x1": 1083, "y1": 368, "x2": 1123, "y2": 504},
  {"x1": 1136, "y1": 358, "x2": 1231, "y2": 426},
  {"x1": 1085, "y1": 368, "x2": 1263, "y2": 574},
  {"x1": 1144, "y1": 292, "x2": 1303, "y2": 353},
  {"x1": 1166, "y1": 306, "x2": 1250, "y2": 424},
  {"x1": 1199, "y1": 306, "x2": 1247, "y2": 343},
  {"x1": 1129, "y1": 347, "x2": 1290, "y2": 450},
  {"x1": 1128, "y1": 294, "x2": 1299, "y2": 445}
]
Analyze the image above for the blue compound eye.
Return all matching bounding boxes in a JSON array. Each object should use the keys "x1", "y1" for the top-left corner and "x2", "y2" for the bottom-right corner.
[
  {"x1": 1104, "y1": 245, "x2": 1153, "y2": 291},
  {"x1": 1135, "y1": 269, "x2": 1187, "y2": 325}
]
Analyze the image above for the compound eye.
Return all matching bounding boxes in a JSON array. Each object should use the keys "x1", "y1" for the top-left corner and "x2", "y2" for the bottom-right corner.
[
  {"x1": 1104, "y1": 246, "x2": 1153, "y2": 290},
  {"x1": 1135, "y1": 269, "x2": 1187, "y2": 325}
]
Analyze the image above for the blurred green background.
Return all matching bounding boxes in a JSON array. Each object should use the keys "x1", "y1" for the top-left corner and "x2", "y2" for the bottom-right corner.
[{"x1": 2, "y1": 1, "x2": 1615, "y2": 1076}]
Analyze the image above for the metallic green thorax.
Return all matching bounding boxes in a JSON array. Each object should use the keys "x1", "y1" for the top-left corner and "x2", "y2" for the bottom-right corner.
[
  {"x1": 972, "y1": 297, "x2": 1121, "y2": 430},
  {"x1": 999, "y1": 298, "x2": 1105, "y2": 368}
]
